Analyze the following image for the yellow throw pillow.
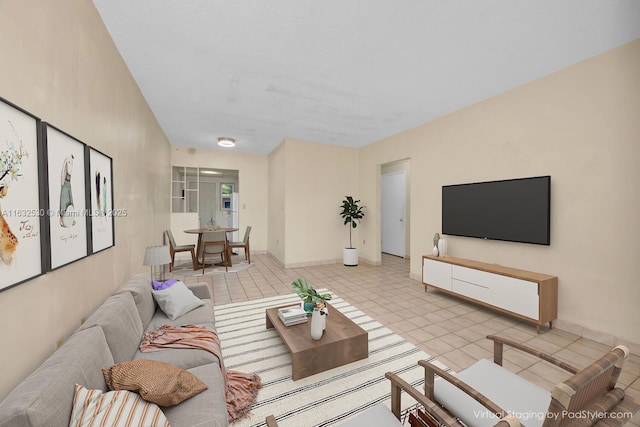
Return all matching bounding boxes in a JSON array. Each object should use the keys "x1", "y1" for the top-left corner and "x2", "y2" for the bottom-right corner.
[{"x1": 103, "y1": 359, "x2": 208, "y2": 406}]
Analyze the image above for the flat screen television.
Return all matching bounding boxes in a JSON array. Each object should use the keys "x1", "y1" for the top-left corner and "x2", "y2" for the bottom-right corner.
[{"x1": 442, "y1": 176, "x2": 550, "y2": 245}]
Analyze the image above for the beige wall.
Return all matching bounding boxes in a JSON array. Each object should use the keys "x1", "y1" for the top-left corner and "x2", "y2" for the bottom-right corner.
[
  {"x1": 360, "y1": 40, "x2": 640, "y2": 346},
  {"x1": 267, "y1": 139, "x2": 359, "y2": 267},
  {"x1": 268, "y1": 142, "x2": 286, "y2": 262},
  {"x1": 0, "y1": 0, "x2": 171, "y2": 399},
  {"x1": 171, "y1": 147, "x2": 269, "y2": 252}
]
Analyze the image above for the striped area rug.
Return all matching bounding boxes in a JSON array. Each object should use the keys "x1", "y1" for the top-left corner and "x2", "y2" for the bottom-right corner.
[{"x1": 214, "y1": 291, "x2": 453, "y2": 427}]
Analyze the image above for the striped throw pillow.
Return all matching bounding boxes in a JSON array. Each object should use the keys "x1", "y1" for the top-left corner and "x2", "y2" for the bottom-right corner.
[{"x1": 69, "y1": 384, "x2": 170, "y2": 427}]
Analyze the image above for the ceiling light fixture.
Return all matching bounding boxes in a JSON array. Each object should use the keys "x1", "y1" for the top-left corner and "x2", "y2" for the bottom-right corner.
[{"x1": 217, "y1": 137, "x2": 235, "y2": 148}]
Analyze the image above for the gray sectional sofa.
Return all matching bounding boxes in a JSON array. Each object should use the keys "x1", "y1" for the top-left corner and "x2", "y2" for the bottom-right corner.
[{"x1": 0, "y1": 274, "x2": 228, "y2": 427}]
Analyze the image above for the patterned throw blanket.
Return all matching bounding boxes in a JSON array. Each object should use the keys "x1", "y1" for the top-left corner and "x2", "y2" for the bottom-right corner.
[{"x1": 140, "y1": 324, "x2": 262, "y2": 422}]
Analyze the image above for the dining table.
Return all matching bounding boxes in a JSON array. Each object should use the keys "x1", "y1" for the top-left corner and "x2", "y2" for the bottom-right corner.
[{"x1": 184, "y1": 227, "x2": 239, "y2": 269}]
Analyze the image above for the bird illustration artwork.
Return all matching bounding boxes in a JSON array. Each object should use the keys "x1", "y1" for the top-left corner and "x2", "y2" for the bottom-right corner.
[
  {"x1": 95, "y1": 169, "x2": 102, "y2": 216},
  {"x1": 59, "y1": 154, "x2": 75, "y2": 227},
  {"x1": 102, "y1": 176, "x2": 107, "y2": 216}
]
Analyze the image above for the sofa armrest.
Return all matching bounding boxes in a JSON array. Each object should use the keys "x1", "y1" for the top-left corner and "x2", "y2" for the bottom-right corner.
[{"x1": 186, "y1": 283, "x2": 211, "y2": 300}]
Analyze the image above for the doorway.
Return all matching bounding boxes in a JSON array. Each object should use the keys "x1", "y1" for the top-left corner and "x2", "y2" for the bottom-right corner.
[
  {"x1": 381, "y1": 171, "x2": 406, "y2": 257},
  {"x1": 198, "y1": 182, "x2": 217, "y2": 228}
]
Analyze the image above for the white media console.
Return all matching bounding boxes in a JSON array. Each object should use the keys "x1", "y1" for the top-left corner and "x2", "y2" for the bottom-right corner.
[{"x1": 422, "y1": 255, "x2": 558, "y2": 333}]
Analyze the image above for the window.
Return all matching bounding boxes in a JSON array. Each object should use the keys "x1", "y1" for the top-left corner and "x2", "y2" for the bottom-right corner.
[{"x1": 171, "y1": 167, "x2": 198, "y2": 213}]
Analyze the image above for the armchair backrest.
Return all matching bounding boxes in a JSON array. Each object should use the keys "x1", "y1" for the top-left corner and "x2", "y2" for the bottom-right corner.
[{"x1": 544, "y1": 345, "x2": 629, "y2": 427}]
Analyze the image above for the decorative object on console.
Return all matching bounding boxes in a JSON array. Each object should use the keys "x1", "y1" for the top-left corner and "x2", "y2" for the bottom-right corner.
[
  {"x1": 432, "y1": 245, "x2": 439, "y2": 256},
  {"x1": 437, "y1": 236, "x2": 447, "y2": 257},
  {"x1": 143, "y1": 245, "x2": 171, "y2": 282},
  {"x1": 433, "y1": 232, "x2": 440, "y2": 248},
  {"x1": 291, "y1": 277, "x2": 332, "y2": 313},
  {"x1": 340, "y1": 195, "x2": 365, "y2": 266}
]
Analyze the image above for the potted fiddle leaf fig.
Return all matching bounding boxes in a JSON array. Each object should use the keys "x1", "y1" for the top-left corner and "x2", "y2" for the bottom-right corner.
[{"x1": 340, "y1": 195, "x2": 365, "y2": 266}]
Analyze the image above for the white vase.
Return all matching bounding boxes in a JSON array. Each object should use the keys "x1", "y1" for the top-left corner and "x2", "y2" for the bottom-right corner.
[
  {"x1": 432, "y1": 245, "x2": 439, "y2": 256},
  {"x1": 310, "y1": 309, "x2": 323, "y2": 340},
  {"x1": 437, "y1": 238, "x2": 447, "y2": 257}
]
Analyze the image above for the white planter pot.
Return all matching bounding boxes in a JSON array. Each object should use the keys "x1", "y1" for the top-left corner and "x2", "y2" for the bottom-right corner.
[{"x1": 343, "y1": 247, "x2": 359, "y2": 266}]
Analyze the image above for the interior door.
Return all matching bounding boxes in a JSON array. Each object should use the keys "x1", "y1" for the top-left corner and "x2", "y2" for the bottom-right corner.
[{"x1": 381, "y1": 172, "x2": 406, "y2": 257}]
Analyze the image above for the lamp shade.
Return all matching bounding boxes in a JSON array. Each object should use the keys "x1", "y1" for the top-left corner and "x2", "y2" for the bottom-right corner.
[{"x1": 143, "y1": 245, "x2": 171, "y2": 266}]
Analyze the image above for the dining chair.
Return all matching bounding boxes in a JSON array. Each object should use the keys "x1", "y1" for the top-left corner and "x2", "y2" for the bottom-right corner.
[
  {"x1": 199, "y1": 230, "x2": 228, "y2": 273},
  {"x1": 165, "y1": 229, "x2": 197, "y2": 271},
  {"x1": 228, "y1": 225, "x2": 251, "y2": 264}
]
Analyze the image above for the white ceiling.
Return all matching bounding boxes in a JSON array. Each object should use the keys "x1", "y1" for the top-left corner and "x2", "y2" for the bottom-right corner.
[{"x1": 92, "y1": 1, "x2": 640, "y2": 155}]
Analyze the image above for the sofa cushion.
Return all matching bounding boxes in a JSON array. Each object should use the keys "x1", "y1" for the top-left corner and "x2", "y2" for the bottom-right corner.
[
  {"x1": 162, "y1": 363, "x2": 229, "y2": 427},
  {"x1": 0, "y1": 327, "x2": 114, "y2": 427},
  {"x1": 341, "y1": 402, "x2": 403, "y2": 427},
  {"x1": 134, "y1": 322, "x2": 220, "y2": 370},
  {"x1": 115, "y1": 273, "x2": 156, "y2": 328},
  {"x1": 79, "y1": 292, "x2": 143, "y2": 363},
  {"x1": 152, "y1": 281, "x2": 204, "y2": 320},
  {"x1": 185, "y1": 282, "x2": 213, "y2": 301},
  {"x1": 434, "y1": 358, "x2": 550, "y2": 427},
  {"x1": 146, "y1": 301, "x2": 215, "y2": 332},
  {"x1": 69, "y1": 384, "x2": 169, "y2": 427},
  {"x1": 103, "y1": 359, "x2": 208, "y2": 406}
]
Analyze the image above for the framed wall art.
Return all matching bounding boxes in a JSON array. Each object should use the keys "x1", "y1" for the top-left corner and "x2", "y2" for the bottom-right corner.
[
  {"x1": 44, "y1": 123, "x2": 88, "y2": 270},
  {"x1": 88, "y1": 147, "x2": 114, "y2": 253},
  {"x1": 0, "y1": 97, "x2": 46, "y2": 292}
]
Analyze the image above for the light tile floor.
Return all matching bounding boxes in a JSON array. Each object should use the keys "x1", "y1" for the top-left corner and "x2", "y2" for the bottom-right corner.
[{"x1": 177, "y1": 253, "x2": 640, "y2": 425}]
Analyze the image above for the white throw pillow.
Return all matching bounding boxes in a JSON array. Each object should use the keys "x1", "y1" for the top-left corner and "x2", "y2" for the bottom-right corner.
[
  {"x1": 69, "y1": 383, "x2": 169, "y2": 427},
  {"x1": 152, "y1": 280, "x2": 204, "y2": 320}
]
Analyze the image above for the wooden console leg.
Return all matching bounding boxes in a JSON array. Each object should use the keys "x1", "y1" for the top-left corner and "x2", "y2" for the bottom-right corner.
[
  {"x1": 549, "y1": 320, "x2": 553, "y2": 330},
  {"x1": 536, "y1": 324, "x2": 541, "y2": 334}
]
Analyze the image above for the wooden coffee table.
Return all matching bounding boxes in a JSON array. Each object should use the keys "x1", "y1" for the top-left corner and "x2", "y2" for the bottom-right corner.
[{"x1": 265, "y1": 303, "x2": 368, "y2": 380}]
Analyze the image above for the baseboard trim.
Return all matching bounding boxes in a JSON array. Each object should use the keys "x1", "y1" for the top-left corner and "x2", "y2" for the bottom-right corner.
[
  {"x1": 553, "y1": 319, "x2": 640, "y2": 354},
  {"x1": 265, "y1": 253, "x2": 383, "y2": 269}
]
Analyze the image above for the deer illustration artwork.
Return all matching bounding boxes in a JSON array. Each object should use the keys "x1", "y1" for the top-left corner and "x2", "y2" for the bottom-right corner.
[
  {"x1": 0, "y1": 185, "x2": 19, "y2": 265},
  {"x1": 0, "y1": 142, "x2": 28, "y2": 266}
]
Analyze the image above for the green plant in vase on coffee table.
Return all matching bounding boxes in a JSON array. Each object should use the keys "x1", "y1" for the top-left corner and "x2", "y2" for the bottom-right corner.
[{"x1": 291, "y1": 278, "x2": 332, "y2": 313}]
